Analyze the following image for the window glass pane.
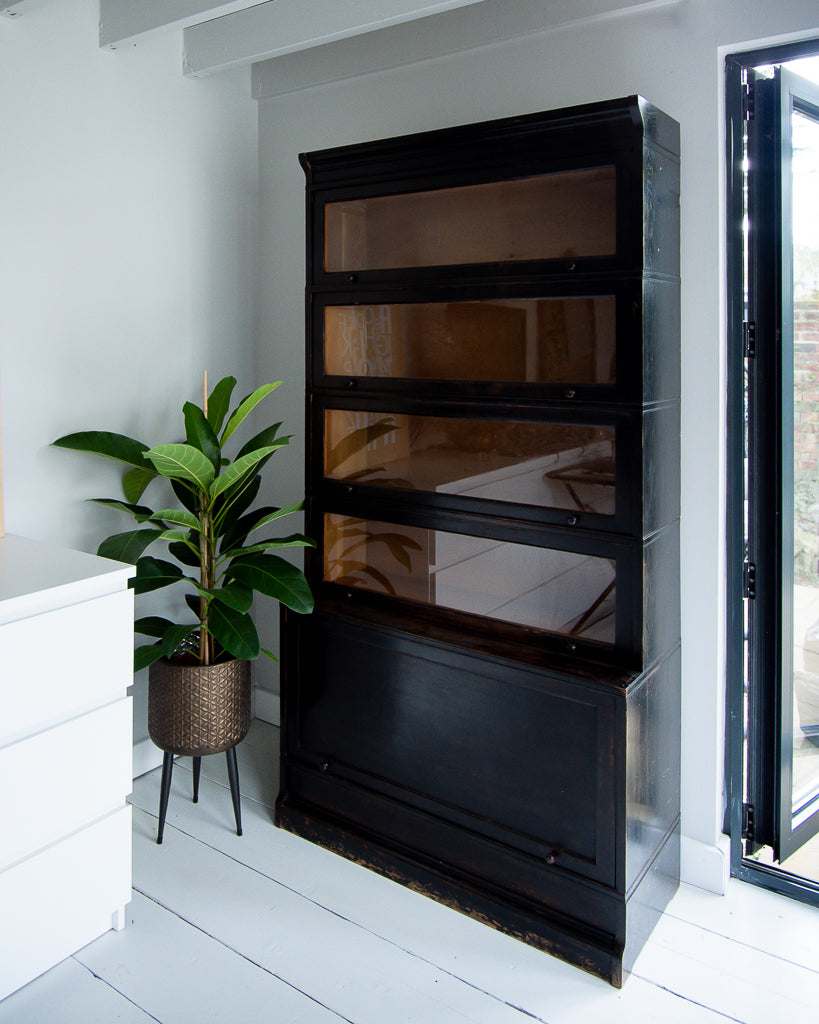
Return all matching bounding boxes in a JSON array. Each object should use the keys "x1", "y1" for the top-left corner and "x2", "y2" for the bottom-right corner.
[
  {"x1": 324, "y1": 297, "x2": 616, "y2": 384},
  {"x1": 324, "y1": 168, "x2": 616, "y2": 271},
  {"x1": 325, "y1": 410, "x2": 615, "y2": 515},
  {"x1": 324, "y1": 514, "x2": 616, "y2": 642},
  {"x1": 791, "y1": 106, "x2": 819, "y2": 818}
]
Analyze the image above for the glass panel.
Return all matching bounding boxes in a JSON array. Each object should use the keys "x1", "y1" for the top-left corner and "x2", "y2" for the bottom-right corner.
[
  {"x1": 325, "y1": 167, "x2": 616, "y2": 271},
  {"x1": 324, "y1": 297, "x2": 616, "y2": 384},
  {"x1": 790, "y1": 105, "x2": 819, "y2": 820},
  {"x1": 324, "y1": 514, "x2": 616, "y2": 642},
  {"x1": 325, "y1": 410, "x2": 615, "y2": 515}
]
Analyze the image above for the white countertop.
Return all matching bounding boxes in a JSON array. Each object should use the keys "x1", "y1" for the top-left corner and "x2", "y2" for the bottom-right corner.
[{"x1": 0, "y1": 535, "x2": 134, "y2": 624}]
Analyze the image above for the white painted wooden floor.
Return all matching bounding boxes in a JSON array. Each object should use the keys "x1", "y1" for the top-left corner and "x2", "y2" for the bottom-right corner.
[{"x1": 2, "y1": 720, "x2": 818, "y2": 1023}]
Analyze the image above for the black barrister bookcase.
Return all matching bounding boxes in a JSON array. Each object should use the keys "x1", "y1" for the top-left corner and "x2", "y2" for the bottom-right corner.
[{"x1": 277, "y1": 96, "x2": 681, "y2": 987}]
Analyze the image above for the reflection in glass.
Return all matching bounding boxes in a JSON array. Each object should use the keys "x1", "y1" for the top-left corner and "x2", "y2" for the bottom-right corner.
[
  {"x1": 324, "y1": 297, "x2": 616, "y2": 384},
  {"x1": 790, "y1": 106, "x2": 819, "y2": 816},
  {"x1": 324, "y1": 167, "x2": 616, "y2": 272},
  {"x1": 324, "y1": 514, "x2": 616, "y2": 642},
  {"x1": 325, "y1": 410, "x2": 615, "y2": 514}
]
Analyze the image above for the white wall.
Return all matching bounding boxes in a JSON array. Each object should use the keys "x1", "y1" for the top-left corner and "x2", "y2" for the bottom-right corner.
[
  {"x1": 254, "y1": 0, "x2": 819, "y2": 891},
  {"x1": 0, "y1": 0, "x2": 258, "y2": 764}
]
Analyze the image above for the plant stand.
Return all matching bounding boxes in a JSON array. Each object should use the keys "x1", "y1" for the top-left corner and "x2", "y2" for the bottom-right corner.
[
  {"x1": 156, "y1": 747, "x2": 243, "y2": 844},
  {"x1": 148, "y1": 657, "x2": 251, "y2": 844}
]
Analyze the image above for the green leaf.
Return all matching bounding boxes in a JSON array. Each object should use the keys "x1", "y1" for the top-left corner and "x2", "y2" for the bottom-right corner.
[
  {"x1": 212, "y1": 474, "x2": 260, "y2": 538},
  {"x1": 230, "y1": 501, "x2": 304, "y2": 545},
  {"x1": 206, "y1": 376, "x2": 237, "y2": 434},
  {"x1": 207, "y1": 603, "x2": 260, "y2": 660},
  {"x1": 227, "y1": 554, "x2": 314, "y2": 614},
  {"x1": 199, "y1": 583, "x2": 253, "y2": 614},
  {"x1": 134, "y1": 642, "x2": 165, "y2": 673},
  {"x1": 209, "y1": 445, "x2": 282, "y2": 502},
  {"x1": 220, "y1": 534, "x2": 315, "y2": 561},
  {"x1": 123, "y1": 466, "x2": 158, "y2": 504},
  {"x1": 171, "y1": 477, "x2": 200, "y2": 514},
  {"x1": 149, "y1": 508, "x2": 202, "y2": 532},
  {"x1": 236, "y1": 422, "x2": 284, "y2": 460},
  {"x1": 131, "y1": 556, "x2": 186, "y2": 594},
  {"x1": 89, "y1": 498, "x2": 154, "y2": 523},
  {"x1": 97, "y1": 528, "x2": 164, "y2": 564},
  {"x1": 156, "y1": 529, "x2": 192, "y2": 544},
  {"x1": 169, "y1": 539, "x2": 201, "y2": 568},
  {"x1": 218, "y1": 504, "x2": 278, "y2": 552},
  {"x1": 53, "y1": 431, "x2": 149, "y2": 468},
  {"x1": 220, "y1": 382, "x2": 281, "y2": 446},
  {"x1": 260, "y1": 647, "x2": 278, "y2": 663},
  {"x1": 184, "y1": 402, "x2": 221, "y2": 470},
  {"x1": 161, "y1": 624, "x2": 199, "y2": 659},
  {"x1": 144, "y1": 443, "x2": 215, "y2": 491},
  {"x1": 134, "y1": 616, "x2": 174, "y2": 638}
]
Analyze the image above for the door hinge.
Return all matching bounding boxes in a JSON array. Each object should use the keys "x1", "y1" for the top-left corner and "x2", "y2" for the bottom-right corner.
[
  {"x1": 743, "y1": 80, "x2": 755, "y2": 122},
  {"x1": 742, "y1": 802, "x2": 755, "y2": 842},
  {"x1": 743, "y1": 321, "x2": 756, "y2": 358},
  {"x1": 743, "y1": 561, "x2": 757, "y2": 599}
]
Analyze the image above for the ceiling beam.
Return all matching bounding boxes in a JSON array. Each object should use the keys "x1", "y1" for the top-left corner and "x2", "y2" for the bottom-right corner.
[
  {"x1": 99, "y1": 1, "x2": 271, "y2": 48},
  {"x1": 181, "y1": 0, "x2": 491, "y2": 76},
  {"x1": 244, "y1": 0, "x2": 668, "y2": 93}
]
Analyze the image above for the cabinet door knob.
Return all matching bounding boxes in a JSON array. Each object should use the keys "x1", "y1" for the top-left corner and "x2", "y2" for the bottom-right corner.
[
  {"x1": 546, "y1": 850, "x2": 559, "y2": 865},
  {"x1": 567, "y1": 515, "x2": 578, "y2": 527}
]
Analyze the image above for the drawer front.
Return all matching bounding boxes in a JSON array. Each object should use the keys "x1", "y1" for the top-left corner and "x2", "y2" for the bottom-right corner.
[
  {"x1": 0, "y1": 589, "x2": 134, "y2": 746},
  {"x1": 291, "y1": 613, "x2": 619, "y2": 886},
  {"x1": 0, "y1": 806, "x2": 132, "y2": 1001},
  {"x1": 0, "y1": 698, "x2": 132, "y2": 870}
]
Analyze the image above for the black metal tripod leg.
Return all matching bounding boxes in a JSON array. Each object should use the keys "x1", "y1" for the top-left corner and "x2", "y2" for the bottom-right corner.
[
  {"x1": 157, "y1": 751, "x2": 174, "y2": 845},
  {"x1": 192, "y1": 756, "x2": 201, "y2": 803},
  {"x1": 225, "y1": 746, "x2": 243, "y2": 837}
]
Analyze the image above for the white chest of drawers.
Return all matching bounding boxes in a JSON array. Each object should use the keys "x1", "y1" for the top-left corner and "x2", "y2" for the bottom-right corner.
[{"x1": 0, "y1": 535, "x2": 134, "y2": 1000}]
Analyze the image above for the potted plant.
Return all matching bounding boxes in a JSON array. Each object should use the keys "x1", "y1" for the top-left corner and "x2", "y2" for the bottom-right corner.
[{"x1": 53, "y1": 374, "x2": 314, "y2": 842}]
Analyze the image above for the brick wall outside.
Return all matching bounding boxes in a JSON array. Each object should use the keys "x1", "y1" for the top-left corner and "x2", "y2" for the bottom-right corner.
[{"x1": 794, "y1": 293, "x2": 819, "y2": 582}]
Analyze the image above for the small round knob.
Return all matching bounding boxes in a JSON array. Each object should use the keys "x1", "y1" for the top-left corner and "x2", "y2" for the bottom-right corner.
[
  {"x1": 345, "y1": 484, "x2": 353, "y2": 494},
  {"x1": 319, "y1": 762, "x2": 330, "y2": 772},
  {"x1": 566, "y1": 388, "x2": 576, "y2": 399},
  {"x1": 567, "y1": 642, "x2": 577, "y2": 654},
  {"x1": 567, "y1": 261, "x2": 576, "y2": 272},
  {"x1": 567, "y1": 515, "x2": 578, "y2": 527},
  {"x1": 346, "y1": 378, "x2": 357, "y2": 389},
  {"x1": 346, "y1": 273, "x2": 358, "y2": 283},
  {"x1": 546, "y1": 850, "x2": 559, "y2": 865}
]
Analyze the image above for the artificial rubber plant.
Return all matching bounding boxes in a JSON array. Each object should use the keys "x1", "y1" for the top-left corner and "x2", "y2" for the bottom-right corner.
[{"x1": 53, "y1": 374, "x2": 314, "y2": 670}]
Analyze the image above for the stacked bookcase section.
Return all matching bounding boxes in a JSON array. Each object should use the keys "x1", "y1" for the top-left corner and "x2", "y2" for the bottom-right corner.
[{"x1": 277, "y1": 96, "x2": 681, "y2": 986}]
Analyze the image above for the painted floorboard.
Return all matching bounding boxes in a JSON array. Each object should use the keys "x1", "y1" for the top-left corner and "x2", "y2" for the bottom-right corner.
[
  {"x1": 632, "y1": 911, "x2": 819, "y2": 1023},
  {"x1": 130, "y1": 805, "x2": 556, "y2": 1024},
  {"x1": 0, "y1": 956, "x2": 156, "y2": 1024},
  {"x1": 4, "y1": 721, "x2": 817, "y2": 1023},
  {"x1": 662, "y1": 875, "x2": 819, "y2": 975},
  {"x1": 77, "y1": 891, "x2": 346, "y2": 1024},
  {"x1": 131, "y1": 762, "x2": 728, "y2": 1023}
]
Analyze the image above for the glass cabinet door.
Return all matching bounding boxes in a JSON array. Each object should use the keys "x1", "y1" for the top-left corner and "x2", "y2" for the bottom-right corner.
[
  {"x1": 324, "y1": 167, "x2": 616, "y2": 272},
  {"x1": 323, "y1": 296, "x2": 617, "y2": 385},
  {"x1": 323, "y1": 409, "x2": 616, "y2": 517},
  {"x1": 323, "y1": 514, "x2": 617, "y2": 644}
]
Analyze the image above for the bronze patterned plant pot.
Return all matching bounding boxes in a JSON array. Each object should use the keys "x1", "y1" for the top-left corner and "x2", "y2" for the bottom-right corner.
[{"x1": 148, "y1": 657, "x2": 251, "y2": 757}]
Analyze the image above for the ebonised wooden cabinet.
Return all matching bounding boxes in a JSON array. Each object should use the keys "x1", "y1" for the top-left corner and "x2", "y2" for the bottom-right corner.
[{"x1": 277, "y1": 96, "x2": 680, "y2": 987}]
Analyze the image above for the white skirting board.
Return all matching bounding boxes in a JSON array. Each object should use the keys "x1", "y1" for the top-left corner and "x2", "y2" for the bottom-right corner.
[
  {"x1": 680, "y1": 832, "x2": 731, "y2": 895},
  {"x1": 254, "y1": 686, "x2": 280, "y2": 727}
]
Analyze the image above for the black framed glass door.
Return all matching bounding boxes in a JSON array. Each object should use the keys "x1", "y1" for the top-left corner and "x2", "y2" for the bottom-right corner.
[{"x1": 743, "y1": 64, "x2": 819, "y2": 867}]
